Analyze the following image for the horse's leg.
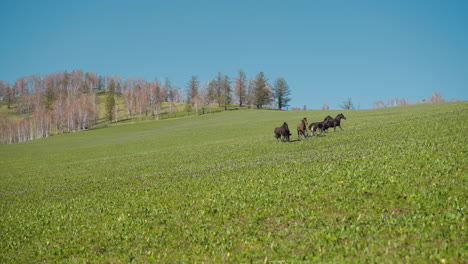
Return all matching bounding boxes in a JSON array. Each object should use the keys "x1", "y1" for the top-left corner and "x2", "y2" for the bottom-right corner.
[{"x1": 314, "y1": 125, "x2": 319, "y2": 135}]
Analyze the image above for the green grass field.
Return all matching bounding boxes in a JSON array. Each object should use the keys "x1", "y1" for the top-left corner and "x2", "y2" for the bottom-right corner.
[{"x1": 1, "y1": 102, "x2": 467, "y2": 263}]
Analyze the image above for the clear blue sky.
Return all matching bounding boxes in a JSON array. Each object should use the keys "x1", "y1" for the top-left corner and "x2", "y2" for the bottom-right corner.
[{"x1": 1, "y1": 0, "x2": 467, "y2": 109}]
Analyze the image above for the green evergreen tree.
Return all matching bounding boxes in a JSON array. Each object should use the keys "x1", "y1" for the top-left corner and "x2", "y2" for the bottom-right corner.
[
  {"x1": 98, "y1": 75, "x2": 105, "y2": 90},
  {"x1": 273, "y1": 77, "x2": 291, "y2": 110},
  {"x1": 221, "y1": 75, "x2": 232, "y2": 110},
  {"x1": 187, "y1": 76, "x2": 199, "y2": 105},
  {"x1": 4, "y1": 84, "x2": 14, "y2": 109},
  {"x1": 253, "y1": 72, "x2": 271, "y2": 109},
  {"x1": 44, "y1": 83, "x2": 55, "y2": 110},
  {"x1": 165, "y1": 78, "x2": 173, "y2": 102},
  {"x1": 215, "y1": 72, "x2": 223, "y2": 106},
  {"x1": 106, "y1": 81, "x2": 116, "y2": 122},
  {"x1": 207, "y1": 80, "x2": 217, "y2": 103},
  {"x1": 235, "y1": 69, "x2": 247, "y2": 107}
]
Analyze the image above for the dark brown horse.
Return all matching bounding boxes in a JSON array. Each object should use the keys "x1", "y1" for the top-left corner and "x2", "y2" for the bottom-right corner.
[
  {"x1": 323, "y1": 113, "x2": 346, "y2": 132},
  {"x1": 274, "y1": 122, "x2": 291, "y2": 142},
  {"x1": 297, "y1": 118, "x2": 308, "y2": 139},
  {"x1": 309, "y1": 116, "x2": 333, "y2": 136}
]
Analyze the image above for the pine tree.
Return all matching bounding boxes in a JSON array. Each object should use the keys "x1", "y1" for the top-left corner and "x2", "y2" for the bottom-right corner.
[
  {"x1": 234, "y1": 69, "x2": 247, "y2": 107},
  {"x1": 187, "y1": 76, "x2": 199, "y2": 105},
  {"x1": 253, "y1": 72, "x2": 271, "y2": 109},
  {"x1": 273, "y1": 77, "x2": 291, "y2": 110},
  {"x1": 3, "y1": 84, "x2": 14, "y2": 109},
  {"x1": 207, "y1": 80, "x2": 217, "y2": 103},
  {"x1": 106, "y1": 81, "x2": 116, "y2": 122},
  {"x1": 221, "y1": 75, "x2": 232, "y2": 110},
  {"x1": 165, "y1": 78, "x2": 173, "y2": 102},
  {"x1": 44, "y1": 83, "x2": 55, "y2": 111},
  {"x1": 215, "y1": 72, "x2": 223, "y2": 106},
  {"x1": 98, "y1": 75, "x2": 105, "y2": 90}
]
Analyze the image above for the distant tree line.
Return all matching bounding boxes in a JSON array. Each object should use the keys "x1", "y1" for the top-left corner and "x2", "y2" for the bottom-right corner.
[
  {"x1": 0, "y1": 69, "x2": 291, "y2": 144},
  {"x1": 373, "y1": 92, "x2": 449, "y2": 108},
  {"x1": 0, "y1": 71, "x2": 99, "y2": 144}
]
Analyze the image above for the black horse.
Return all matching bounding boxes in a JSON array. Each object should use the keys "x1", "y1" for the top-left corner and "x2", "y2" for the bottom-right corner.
[
  {"x1": 274, "y1": 122, "x2": 291, "y2": 142},
  {"x1": 308, "y1": 115, "x2": 333, "y2": 136},
  {"x1": 323, "y1": 113, "x2": 346, "y2": 132}
]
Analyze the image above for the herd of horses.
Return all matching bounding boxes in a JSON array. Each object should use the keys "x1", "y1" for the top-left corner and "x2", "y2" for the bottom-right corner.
[{"x1": 274, "y1": 113, "x2": 347, "y2": 142}]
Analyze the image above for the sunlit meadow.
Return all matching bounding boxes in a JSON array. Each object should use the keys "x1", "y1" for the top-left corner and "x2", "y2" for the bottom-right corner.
[{"x1": 1, "y1": 102, "x2": 466, "y2": 263}]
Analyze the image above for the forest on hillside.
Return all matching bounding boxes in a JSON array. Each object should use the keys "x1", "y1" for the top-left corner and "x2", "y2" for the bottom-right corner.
[{"x1": 0, "y1": 70, "x2": 292, "y2": 144}]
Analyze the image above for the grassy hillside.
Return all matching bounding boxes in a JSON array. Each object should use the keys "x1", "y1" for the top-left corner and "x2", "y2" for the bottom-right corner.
[
  {"x1": 0, "y1": 102, "x2": 466, "y2": 263},
  {"x1": 0, "y1": 91, "x2": 229, "y2": 136}
]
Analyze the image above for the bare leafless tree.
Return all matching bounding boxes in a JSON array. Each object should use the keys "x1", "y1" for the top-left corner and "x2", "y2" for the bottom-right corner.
[
  {"x1": 14, "y1": 77, "x2": 28, "y2": 97},
  {"x1": 322, "y1": 101, "x2": 330, "y2": 110},
  {"x1": 373, "y1": 100, "x2": 385, "y2": 108},
  {"x1": 399, "y1": 98, "x2": 410, "y2": 106},
  {"x1": 85, "y1": 72, "x2": 98, "y2": 93},
  {"x1": 340, "y1": 97, "x2": 354, "y2": 110},
  {"x1": 429, "y1": 92, "x2": 445, "y2": 103},
  {"x1": 122, "y1": 78, "x2": 135, "y2": 117}
]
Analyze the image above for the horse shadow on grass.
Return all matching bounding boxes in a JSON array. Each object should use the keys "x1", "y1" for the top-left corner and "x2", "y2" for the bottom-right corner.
[{"x1": 277, "y1": 134, "x2": 328, "y2": 143}]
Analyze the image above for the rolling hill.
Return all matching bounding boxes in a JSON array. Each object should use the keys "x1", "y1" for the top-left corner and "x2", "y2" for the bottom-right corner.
[{"x1": 0, "y1": 101, "x2": 466, "y2": 263}]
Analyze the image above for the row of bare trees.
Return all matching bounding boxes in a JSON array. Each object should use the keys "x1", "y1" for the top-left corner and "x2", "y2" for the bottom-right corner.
[
  {"x1": 0, "y1": 69, "x2": 292, "y2": 144},
  {"x1": 0, "y1": 71, "x2": 100, "y2": 144},
  {"x1": 0, "y1": 93, "x2": 98, "y2": 144},
  {"x1": 373, "y1": 92, "x2": 448, "y2": 108}
]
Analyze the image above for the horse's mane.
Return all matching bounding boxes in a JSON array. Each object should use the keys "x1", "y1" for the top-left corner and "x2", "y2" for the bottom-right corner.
[{"x1": 335, "y1": 113, "x2": 345, "y2": 120}]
